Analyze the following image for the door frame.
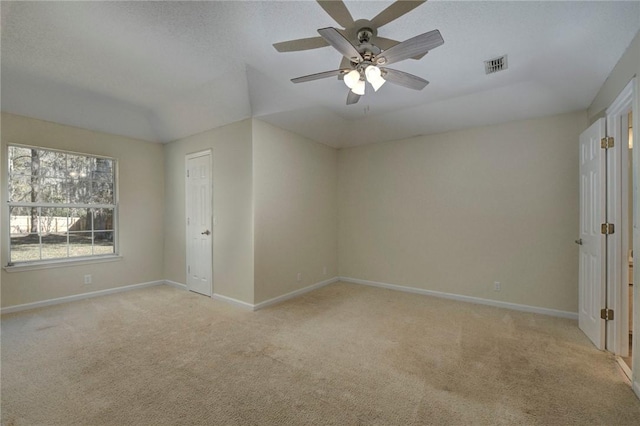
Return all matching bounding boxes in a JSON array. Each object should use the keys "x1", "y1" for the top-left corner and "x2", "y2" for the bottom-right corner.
[
  {"x1": 185, "y1": 149, "x2": 213, "y2": 296},
  {"x1": 605, "y1": 79, "x2": 634, "y2": 357}
]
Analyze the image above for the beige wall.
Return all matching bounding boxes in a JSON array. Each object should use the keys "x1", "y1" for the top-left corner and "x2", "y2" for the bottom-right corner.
[
  {"x1": 0, "y1": 113, "x2": 165, "y2": 307},
  {"x1": 2, "y1": 114, "x2": 333, "y2": 308},
  {"x1": 338, "y1": 111, "x2": 587, "y2": 313},
  {"x1": 252, "y1": 120, "x2": 338, "y2": 303},
  {"x1": 164, "y1": 119, "x2": 337, "y2": 305},
  {"x1": 588, "y1": 30, "x2": 639, "y2": 123},
  {"x1": 163, "y1": 119, "x2": 254, "y2": 304}
]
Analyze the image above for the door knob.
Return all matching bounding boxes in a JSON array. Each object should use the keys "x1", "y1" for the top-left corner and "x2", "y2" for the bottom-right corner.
[
  {"x1": 574, "y1": 239, "x2": 583, "y2": 245},
  {"x1": 201, "y1": 230, "x2": 211, "y2": 235}
]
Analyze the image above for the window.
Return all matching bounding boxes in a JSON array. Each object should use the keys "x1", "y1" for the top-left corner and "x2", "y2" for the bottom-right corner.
[{"x1": 7, "y1": 145, "x2": 117, "y2": 265}]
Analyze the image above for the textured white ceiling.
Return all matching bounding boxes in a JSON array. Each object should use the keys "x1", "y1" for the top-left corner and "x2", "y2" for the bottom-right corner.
[{"x1": 2, "y1": 1, "x2": 639, "y2": 148}]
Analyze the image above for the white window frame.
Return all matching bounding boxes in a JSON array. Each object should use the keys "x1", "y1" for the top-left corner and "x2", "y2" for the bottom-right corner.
[{"x1": 4, "y1": 143, "x2": 120, "y2": 270}]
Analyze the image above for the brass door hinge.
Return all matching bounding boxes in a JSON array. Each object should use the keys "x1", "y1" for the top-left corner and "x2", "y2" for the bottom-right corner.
[
  {"x1": 601, "y1": 223, "x2": 615, "y2": 235},
  {"x1": 600, "y1": 308, "x2": 614, "y2": 321},
  {"x1": 600, "y1": 137, "x2": 614, "y2": 149}
]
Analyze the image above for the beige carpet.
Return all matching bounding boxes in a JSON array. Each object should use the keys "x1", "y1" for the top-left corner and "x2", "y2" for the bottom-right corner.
[{"x1": 2, "y1": 282, "x2": 639, "y2": 425}]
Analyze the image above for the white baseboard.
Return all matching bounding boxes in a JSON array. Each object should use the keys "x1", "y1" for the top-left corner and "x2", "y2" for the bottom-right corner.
[
  {"x1": 163, "y1": 280, "x2": 254, "y2": 310},
  {"x1": 211, "y1": 293, "x2": 254, "y2": 310},
  {"x1": 340, "y1": 277, "x2": 578, "y2": 320},
  {"x1": 1, "y1": 280, "x2": 165, "y2": 315},
  {"x1": 3, "y1": 276, "x2": 573, "y2": 321},
  {"x1": 253, "y1": 277, "x2": 340, "y2": 311},
  {"x1": 616, "y1": 357, "x2": 633, "y2": 382},
  {"x1": 173, "y1": 277, "x2": 339, "y2": 311},
  {"x1": 164, "y1": 280, "x2": 188, "y2": 290}
]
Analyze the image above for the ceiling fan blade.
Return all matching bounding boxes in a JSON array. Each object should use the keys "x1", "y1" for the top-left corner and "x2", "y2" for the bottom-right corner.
[
  {"x1": 291, "y1": 69, "x2": 348, "y2": 84},
  {"x1": 318, "y1": 27, "x2": 363, "y2": 62},
  {"x1": 346, "y1": 90, "x2": 361, "y2": 105},
  {"x1": 376, "y1": 29, "x2": 443, "y2": 66},
  {"x1": 375, "y1": 37, "x2": 427, "y2": 60},
  {"x1": 273, "y1": 36, "x2": 329, "y2": 52},
  {"x1": 374, "y1": 36, "x2": 400, "y2": 50},
  {"x1": 380, "y1": 68, "x2": 429, "y2": 90},
  {"x1": 317, "y1": 0, "x2": 354, "y2": 28},
  {"x1": 370, "y1": 0, "x2": 427, "y2": 28}
]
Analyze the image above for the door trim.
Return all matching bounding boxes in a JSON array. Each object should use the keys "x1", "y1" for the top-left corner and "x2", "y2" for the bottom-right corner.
[
  {"x1": 605, "y1": 79, "x2": 634, "y2": 357},
  {"x1": 185, "y1": 149, "x2": 213, "y2": 297}
]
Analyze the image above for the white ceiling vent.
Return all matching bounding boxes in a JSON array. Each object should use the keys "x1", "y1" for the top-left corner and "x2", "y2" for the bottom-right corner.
[{"x1": 484, "y1": 55, "x2": 508, "y2": 74}]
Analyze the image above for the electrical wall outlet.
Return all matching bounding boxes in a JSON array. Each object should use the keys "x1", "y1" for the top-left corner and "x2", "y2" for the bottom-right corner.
[
  {"x1": 296, "y1": 272, "x2": 302, "y2": 282},
  {"x1": 322, "y1": 266, "x2": 327, "y2": 275},
  {"x1": 84, "y1": 274, "x2": 92, "y2": 285},
  {"x1": 494, "y1": 281, "x2": 501, "y2": 291}
]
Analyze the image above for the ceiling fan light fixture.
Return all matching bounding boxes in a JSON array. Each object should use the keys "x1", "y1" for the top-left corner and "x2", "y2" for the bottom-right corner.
[
  {"x1": 276, "y1": 2, "x2": 445, "y2": 106},
  {"x1": 344, "y1": 69, "x2": 361, "y2": 89},
  {"x1": 365, "y1": 65, "x2": 386, "y2": 91},
  {"x1": 351, "y1": 79, "x2": 365, "y2": 95}
]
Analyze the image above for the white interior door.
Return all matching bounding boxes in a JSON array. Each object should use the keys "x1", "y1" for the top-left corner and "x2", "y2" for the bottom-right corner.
[
  {"x1": 578, "y1": 118, "x2": 606, "y2": 349},
  {"x1": 186, "y1": 151, "x2": 212, "y2": 296}
]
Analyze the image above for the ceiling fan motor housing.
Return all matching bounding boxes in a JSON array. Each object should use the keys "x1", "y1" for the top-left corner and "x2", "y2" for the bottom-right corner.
[{"x1": 357, "y1": 27, "x2": 374, "y2": 43}]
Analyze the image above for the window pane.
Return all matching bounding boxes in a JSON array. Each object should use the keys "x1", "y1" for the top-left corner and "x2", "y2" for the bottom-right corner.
[
  {"x1": 94, "y1": 158, "x2": 112, "y2": 173},
  {"x1": 69, "y1": 232, "x2": 93, "y2": 257},
  {"x1": 41, "y1": 233, "x2": 69, "y2": 260},
  {"x1": 8, "y1": 146, "x2": 36, "y2": 176},
  {"x1": 68, "y1": 177, "x2": 92, "y2": 204},
  {"x1": 69, "y1": 208, "x2": 91, "y2": 231},
  {"x1": 10, "y1": 207, "x2": 40, "y2": 263},
  {"x1": 38, "y1": 177, "x2": 67, "y2": 203},
  {"x1": 39, "y1": 150, "x2": 67, "y2": 178},
  {"x1": 8, "y1": 176, "x2": 35, "y2": 203},
  {"x1": 94, "y1": 231, "x2": 114, "y2": 255},
  {"x1": 67, "y1": 154, "x2": 92, "y2": 180},
  {"x1": 93, "y1": 209, "x2": 113, "y2": 231},
  {"x1": 9, "y1": 207, "x2": 39, "y2": 234},
  {"x1": 10, "y1": 235, "x2": 41, "y2": 262},
  {"x1": 39, "y1": 207, "x2": 69, "y2": 235},
  {"x1": 10, "y1": 207, "x2": 35, "y2": 235},
  {"x1": 91, "y1": 173, "x2": 114, "y2": 204}
]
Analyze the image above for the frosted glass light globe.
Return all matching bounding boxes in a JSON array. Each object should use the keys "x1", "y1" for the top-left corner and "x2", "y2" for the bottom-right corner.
[
  {"x1": 351, "y1": 79, "x2": 365, "y2": 95},
  {"x1": 365, "y1": 65, "x2": 386, "y2": 92},
  {"x1": 343, "y1": 70, "x2": 361, "y2": 89}
]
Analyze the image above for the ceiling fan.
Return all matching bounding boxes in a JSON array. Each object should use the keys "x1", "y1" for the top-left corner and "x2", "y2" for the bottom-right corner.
[{"x1": 273, "y1": 0, "x2": 444, "y2": 105}]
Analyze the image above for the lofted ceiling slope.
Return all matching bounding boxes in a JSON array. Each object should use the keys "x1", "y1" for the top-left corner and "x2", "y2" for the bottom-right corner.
[{"x1": 1, "y1": 1, "x2": 639, "y2": 149}]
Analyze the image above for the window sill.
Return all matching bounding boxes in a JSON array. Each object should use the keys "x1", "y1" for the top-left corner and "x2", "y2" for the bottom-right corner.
[{"x1": 3, "y1": 255, "x2": 123, "y2": 273}]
